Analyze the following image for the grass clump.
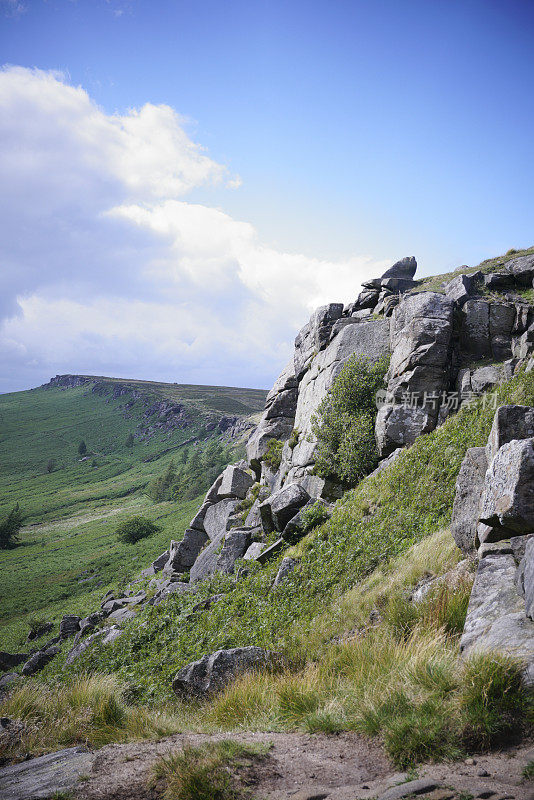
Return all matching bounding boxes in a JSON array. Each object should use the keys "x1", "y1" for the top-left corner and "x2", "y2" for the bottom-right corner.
[
  {"x1": 312, "y1": 354, "x2": 389, "y2": 486},
  {"x1": 261, "y1": 439, "x2": 283, "y2": 472},
  {"x1": 152, "y1": 740, "x2": 270, "y2": 800},
  {"x1": 523, "y1": 759, "x2": 534, "y2": 780},
  {"x1": 0, "y1": 674, "x2": 179, "y2": 760}
]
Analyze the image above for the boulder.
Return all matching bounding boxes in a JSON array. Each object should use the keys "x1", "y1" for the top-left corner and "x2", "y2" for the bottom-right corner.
[
  {"x1": 444, "y1": 272, "x2": 482, "y2": 306},
  {"x1": 460, "y1": 551, "x2": 534, "y2": 684},
  {"x1": 380, "y1": 256, "x2": 417, "y2": 281},
  {"x1": 218, "y1": 465, "x2": 254, "y2": 500},
  {"x1": 204, "y1": 473, "x2": 224, "y2": 503},
  {"x1": 215, "y1": 528, "x2": 253, "y2": 575},
  {"x1": 469, "y1": 364, "x2": 503, "y2": 394},
  {"x1": 451, "y1": 447, "x2": 488, "y2": 554},
  {"x1": 150, "y1": 582, "x2": 192, "y2": 607},
  {"x1": 101, "y1": 598, "x2": 126, "y2": 616},
  {"x1": 0, "y1": 746, "x2": 96, "y2": 800},
  {"x1": 255, "y1": 538, "x2": 285, "y2": 564},
  {"x1": 283, "y1": 498, "x2": 329, "y2": 543},
  {"x1": 152, "y1": 550, "x2": 170, "y2": 571},
  {"x1": 172, "y1": 646, "x2": 283, "y2": 698},
  {"x1": 189, "y1": 532, "x2": 226, "y2": 583},
  {"x1": 507, "y1": 253, "x2": 534, "y2": 285},
  {"x1": 513, "y1": 323, "x2": 534, "y2": 360},
  {"x1": 489, "y1": 302, "x2": 515, "y2": 359},
  {"x1": 165, "y1": 528, "x2": 209, "y2": 573},
  {"x1": 203, "y1": 499, "x2": 240, "y2": 540},
  {"x1": 59, "y1": 615, "x2": 81, "y2": 639},
  {"x1": 259, "y1": 483, "x2": 310, "y2": 533},
  {"x1": 480, "y1": 438, "x2": 534, "y2": 536},
  {"x1": 486, "y1": 404, "x2": 534, "y2": 462},
  {"x1": 21, "y1": 646, "x2": 60, "y2": 676},
  {"x1": 272, "y1": 557, "x2": 299, "y2": 588},
  {"x1": 375, "y1": 404, "x2": 435, "y2": 457},
  {"x1": 356, "y1": 288, "x2": 380, "y2": 309},
  {"x1": 243, "y1": 541, "x2": 267, "y2": 561},
  {"x1": 65, "y1": 630, "x2": 106, "y2": 666},
  {"x1": 0, "y1": 651, "x2": 28, "y2": 671},
  {"x1": 0, "y1": 673, "x2": 20, "y2": 691},
  {"x1": 485, "y1": 272, "x2": 511, "y2": 288},
  {"x1": 189, "y1": 502, "x2": 212, "y2": 532}
]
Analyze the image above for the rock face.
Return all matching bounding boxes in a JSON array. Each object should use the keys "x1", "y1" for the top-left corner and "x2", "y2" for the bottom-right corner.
[
  {"x1": 259, "y1": 483, "x2": 310, "y2": 533},
  {"x1": 451, "y1": 447, "x2": 488, "y2": 554},
  {"x1": 0, "y1": 746, "x2": 96, "y2": 800},
  {"x1": 172, "y1": 646, "x2": 282, "y2": 698},
  {"x1": 480, "y1": 438, "x2": 534, "y2": 535}
]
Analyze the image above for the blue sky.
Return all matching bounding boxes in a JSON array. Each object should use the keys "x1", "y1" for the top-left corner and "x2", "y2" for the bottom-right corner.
[{"x1": 1, "y1": 0, "x2": 533, "y2": 392}]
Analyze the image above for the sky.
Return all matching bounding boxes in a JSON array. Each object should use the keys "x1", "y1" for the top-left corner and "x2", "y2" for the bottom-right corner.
[{"x1": 0, "y1": 0, "x2": 533, "y2": 393}]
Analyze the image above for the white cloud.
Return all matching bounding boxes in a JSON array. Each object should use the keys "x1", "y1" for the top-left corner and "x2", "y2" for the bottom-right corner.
[
  {"x1": 1, "y1": 0, "x2": 26, "y2": 18},
  {"x1": 0, "y1": 66, "x2": 388, "y2": 392}
]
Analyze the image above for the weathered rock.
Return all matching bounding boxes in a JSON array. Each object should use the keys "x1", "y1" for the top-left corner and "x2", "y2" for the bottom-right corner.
[
  {"x1": 0, "y1": 672, "x2": 20, "y2": 691},
  {"x1": 451, "y1": 447, "x2": 488, "y2": 553},
  {"x1": 189, "y1": 532, "x2": 226, "y2": 582},
  {"x1": 0, "y1": 651, "x2": 28, "y2": 671},
  {"x1": 165, "y1": 528, "x2": 209, "y2": 573},
  {"x1": 0, "y1": 746, "x2": 96, "y2": 800},
  {"x1": 215, "y1": 528, "x2": 252, "y2": 574},
  {"x1": 380, "y1": 255, "x2": 417, "y2": 281},
  {"x1": 460, "y1": 300, "x2": 491, "y2": 357},
  {"x1": 152, "y1": 550, "x2": 170, "y2": 571},
  {"x1": 21, "y1": 646, "x2": 60, "y2": 676},
  {"x1": 460, "y1": 551, "x2": 534, "y2": 684},
  {"x1": 294, "y1": 303, "x2": 344, "y2": 379},
  {"x1": 259, "y1": 483, "x2": 310, "y2": 533},
  {"x1": 485, "y1": 271, "x2": 511, "y2": 288},
  {"x1": 58, "y1": 615, "x2": 81, "y2": 639},
  {"x1": 375, "y1": 404, "x2": 435, "y2": 457},
  {"x1": 101, "y1": 626, "x2": 124, "y2": 645},
  {"x1": 204, "y1": 473, "x2": 224, "y2": 503},
  {"x1": 513, "y1": 322, "x2": 534, "y2": 360},
  {"x1": 218, "y1": 464, "x2": 254, "y2": 500},
  {"x1": 523, "y1": 537, "x2": 534, "y2": 620},
  {"x1": 444, "y1": 272, "x2": 482, "y2": 306},
  {"x1": 74, "y1": 612, "x2": 104, "y2": 643},
  {"x1": 272, "y1": 557, "x2": 299, "y2": 588},
  {"x1": 486, "y1": 404, "x2": 534, "y2": 462},
  {"x1": 189, "y1": 501, "x2": 212, "y2": 532},
  {"x1": 65, "y1": 630, "x2": 106, "y2": 666},
  {"x1": 356, "y1": 288, "x2": 380, "y2": 309},
  {"x1": 489, "y1": 302, "x2": 515, "y2": 359},
  {"x1": 151, "y1": 582, "x2": 193, "y2": 606},
  {"x1": 255, "y1": 538, "x2": 285, "y2": 564},
  {"x1": 470, "y1": 364, "x2": 503, "y2": 394},
  {"x1": 203, "y1": 499, "x2": 240, "y2": 540},
  {"x1": 377, "y1": 778, "x2": 442, "y2": 800},
  {"x1": 246, "y1": 361, "x2": 298, "y2": 473},
  {"x1": 480, "y1": 438, "x2": 534, "y2": 535},
  {"x1": 282, "y1": 498, "x2": 329, "y2": 543},
  {"x1": 507, "y1": 252, "x2": 534, "y2": 285},
  {"x1": 108, "y1": 607, "x2": 136, "y2": 624},
  {"x1": 243, "y1": 541, "x2": 268, "y2": 561},
  {"x1": 172, "y1": 646, "x2": 283, "y2": 698},
  {"x1": 101, "y1": 598, "x2": 126, "y2": 616}
]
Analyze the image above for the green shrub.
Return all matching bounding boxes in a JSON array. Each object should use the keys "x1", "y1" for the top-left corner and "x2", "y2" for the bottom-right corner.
[
  {"x1": 287, "y1": 428, "x2": 300, "y2": 450},
  {"x1": 0, "y1": 503, "x2": 24, "y2": 549},
  {"x1": 300, "y1": 501, "x2": 329, "y2": 533},
  {"x1": 312, "y1": 354, "x2": 389, "y2": 485},
  {"x1": 262, "y1": 438, "x2": 283, "y2": 471},
  {"x1": 116, "y1": 516, "x2": 161, "y2": 544}
]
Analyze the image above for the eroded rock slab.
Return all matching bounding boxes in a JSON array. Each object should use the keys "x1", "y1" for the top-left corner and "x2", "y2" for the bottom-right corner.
[
  {"x1": 0, "y1": 746, "x2": 95, "y2": 800},
  {"x1": 172, "y1": 646, "x2": 283, "y2": 698}
]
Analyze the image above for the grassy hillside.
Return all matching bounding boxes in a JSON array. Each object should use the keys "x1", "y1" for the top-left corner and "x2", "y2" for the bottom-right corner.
[{"x1": 0, "y1": 378, "x2": 266, "y2": 649}]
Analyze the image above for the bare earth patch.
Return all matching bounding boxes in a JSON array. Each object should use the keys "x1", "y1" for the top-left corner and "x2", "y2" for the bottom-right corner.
[{"x1": 73, "y1": 732, "x2": 534, "y2": 800}]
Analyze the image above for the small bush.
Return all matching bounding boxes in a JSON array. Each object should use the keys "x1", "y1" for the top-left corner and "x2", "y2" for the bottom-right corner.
[
  {"x1": 0, "y1": 503, "x2": 24, "y2": 549},
  {"x1": 78, "y1": 440, "x2": 87, "y2": 456},
  {"x1": 262, "y1": 439, "x2": 283, "y2": 472},
  {"x1": 287, "y1": 428, "x2": 300, "y2": 450},
  {"x1": 300, "y1": 501, "x2": 329, "y2": 533},
  {"x1": 312, "y1": 354, "x2": 389, "y2": 485},
  {"x1": 116, "y1": 516, "x2": 161, "y2": 544},
  {"x1": 522, "y1": 759, "x2": 534, "y2": 780}
]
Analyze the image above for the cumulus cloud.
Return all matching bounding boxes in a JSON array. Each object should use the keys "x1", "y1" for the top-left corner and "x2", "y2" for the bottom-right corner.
[{"x1": 0, "y1": 66, "x2": 387, "y2": 393}]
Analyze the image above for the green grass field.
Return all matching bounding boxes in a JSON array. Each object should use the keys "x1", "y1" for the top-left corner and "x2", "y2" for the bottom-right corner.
[{"x1": 0, "y1": 379, "x2": 266, "y2": 650}]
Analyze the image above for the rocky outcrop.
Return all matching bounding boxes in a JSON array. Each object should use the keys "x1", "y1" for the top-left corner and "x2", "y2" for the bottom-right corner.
[
  {"x1": 0, "y1": 746, "x2": 96, "y2": 800},
  {"x1": 451, "y1": 447, "x2": 488, "y2": 554},
  {"x1": 172, "y1": 646, "x2": 283, "y2": 698}
]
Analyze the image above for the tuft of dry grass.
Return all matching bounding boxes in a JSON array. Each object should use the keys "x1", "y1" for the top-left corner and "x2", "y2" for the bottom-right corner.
[{"x1": 0, "y1": 673, "x2": 180, "y2": 761}]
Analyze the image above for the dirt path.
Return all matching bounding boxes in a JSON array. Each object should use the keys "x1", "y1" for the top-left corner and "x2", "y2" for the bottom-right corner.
[{"x1": 74, "y1": 732, "x2": 534, "y2": 800}]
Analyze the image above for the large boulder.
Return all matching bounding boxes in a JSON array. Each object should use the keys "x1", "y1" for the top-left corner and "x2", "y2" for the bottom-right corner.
[
  {"x1": 218, "y1": 465, "x2": 254, "y2": 500},
  {"x1": 444, "y1": 271, "x2": 482, "y2": 306},
  {"x1": 203, "y1": 499, "x2": 240, "y2": 540},
  {"x1": 451, "y1": 446, "x2": 488, "y2": 554},
  {"x1": 259, "y1": 483, "x2": 310, "y2": 533},
  {"x1": 59, "y1": 615, "x2": 81, "y2": 640},
  {"x1": 480, "y1": 438, "x2": 534, "y2": 536},
  {"x1": 172, "y1": 646, "x2": 283, "y2": 698},
  {"x1": 272, "y1": 557, "x2": 299, "y2": 588},
  {"x1": 152, "y1": 550, "x2": 170, "y2": 571},
  {"x1": 375, "y1": 404, "x2": 435, "y2": 457},
  {"x1": 166, "y1": 528, "x2": 209, "y2": 573},
  {"x1": 460, "y1": 551, "x2": 534, "y2": 685},
  {"x1": 21, "y1": 646, "x2": 60, "y2": 676},
  {"x1": 507, "y1": 253, "x2": 534, "y2": 285},
  {"x1": 0, "y1": 651, "x2": 28, "y2": 671},
  {"x1": 215, "y1": 528, "x2": 253, "y2": 575},
  {"x1": 189, "y1": 532, "x2": 225, "y2": 583},
  {"x1": 489, "y1": 302, "x2": 515, "y2": 360},
  {"x1": 380, "y1": 255, "x2": 417, "y2": 281},
  {"x1": 486, "y1": 405, "x2": 534, "y2": 462}
]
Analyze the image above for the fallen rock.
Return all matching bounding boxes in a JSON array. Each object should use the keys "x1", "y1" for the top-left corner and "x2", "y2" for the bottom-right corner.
[
  {"x1": 0, "y1": 673, "x2": 20, "y2": 691},
  {"x1": 507, "y1": 252, "x2": 534, "y2": 285},
  {"x1": 451, "y1": 447, "x2": 488, "y2": 553},
  {"x1": 0, "y1": 746, "x2": 95, "y2": 800},
  {"x1": 259, "y1": 483, "x2": 310, "y2": 533},
  {"x1": 59, "y1": 615, "x2": 81, "y2": 639},
  {"x1": 165, "y1": 528, "x2": 208, "y2": 573},
  {"x1": 218, "y1": 464, "x2": 254, "y2": 500},
  {"x1": 189, "y1": 532, "x2": 226, "y2": 583},
  {"x1": 152, "y1": 550, "x2": 170, "y2": 571},
  {"x1": 172, "y1": 646, "x2": 283, "y2": 698},
  {"x1": 151, "y1": 581, "x2": 192, "y2": 606},
  {"x1": 272, "y1": 557, "x2": 299, "y2": 588},
  {"x1": 444, "y1": 271, "x2": 482, "y2": 306},
  {"x1": 377, "y1": 778, "x2": 441, "y2": 800},
  {"x1": 21, "y1": 646, "x2": 60, "y2": 676},
  {"x1": 27, "y1": 622, "x2": 53, "y2": 641},
  {"x1": 203, "y1": 498, "x2": 240, "y2": 540},
  {"x1": 215, "y1": 528, "x2": 252, "y2": 574},
  {"x1": 486, "y1": 404, "x2": 534, "y2": 462},
  {"x1": 0, "y1": 651, "x2": 28, "y2": 671},
  {"x1": 65, "y1": 630, "x2": 106, "y2": 666},
  {"x1": 480, "y1": 438, "x2": 534, "y2": 535}
]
